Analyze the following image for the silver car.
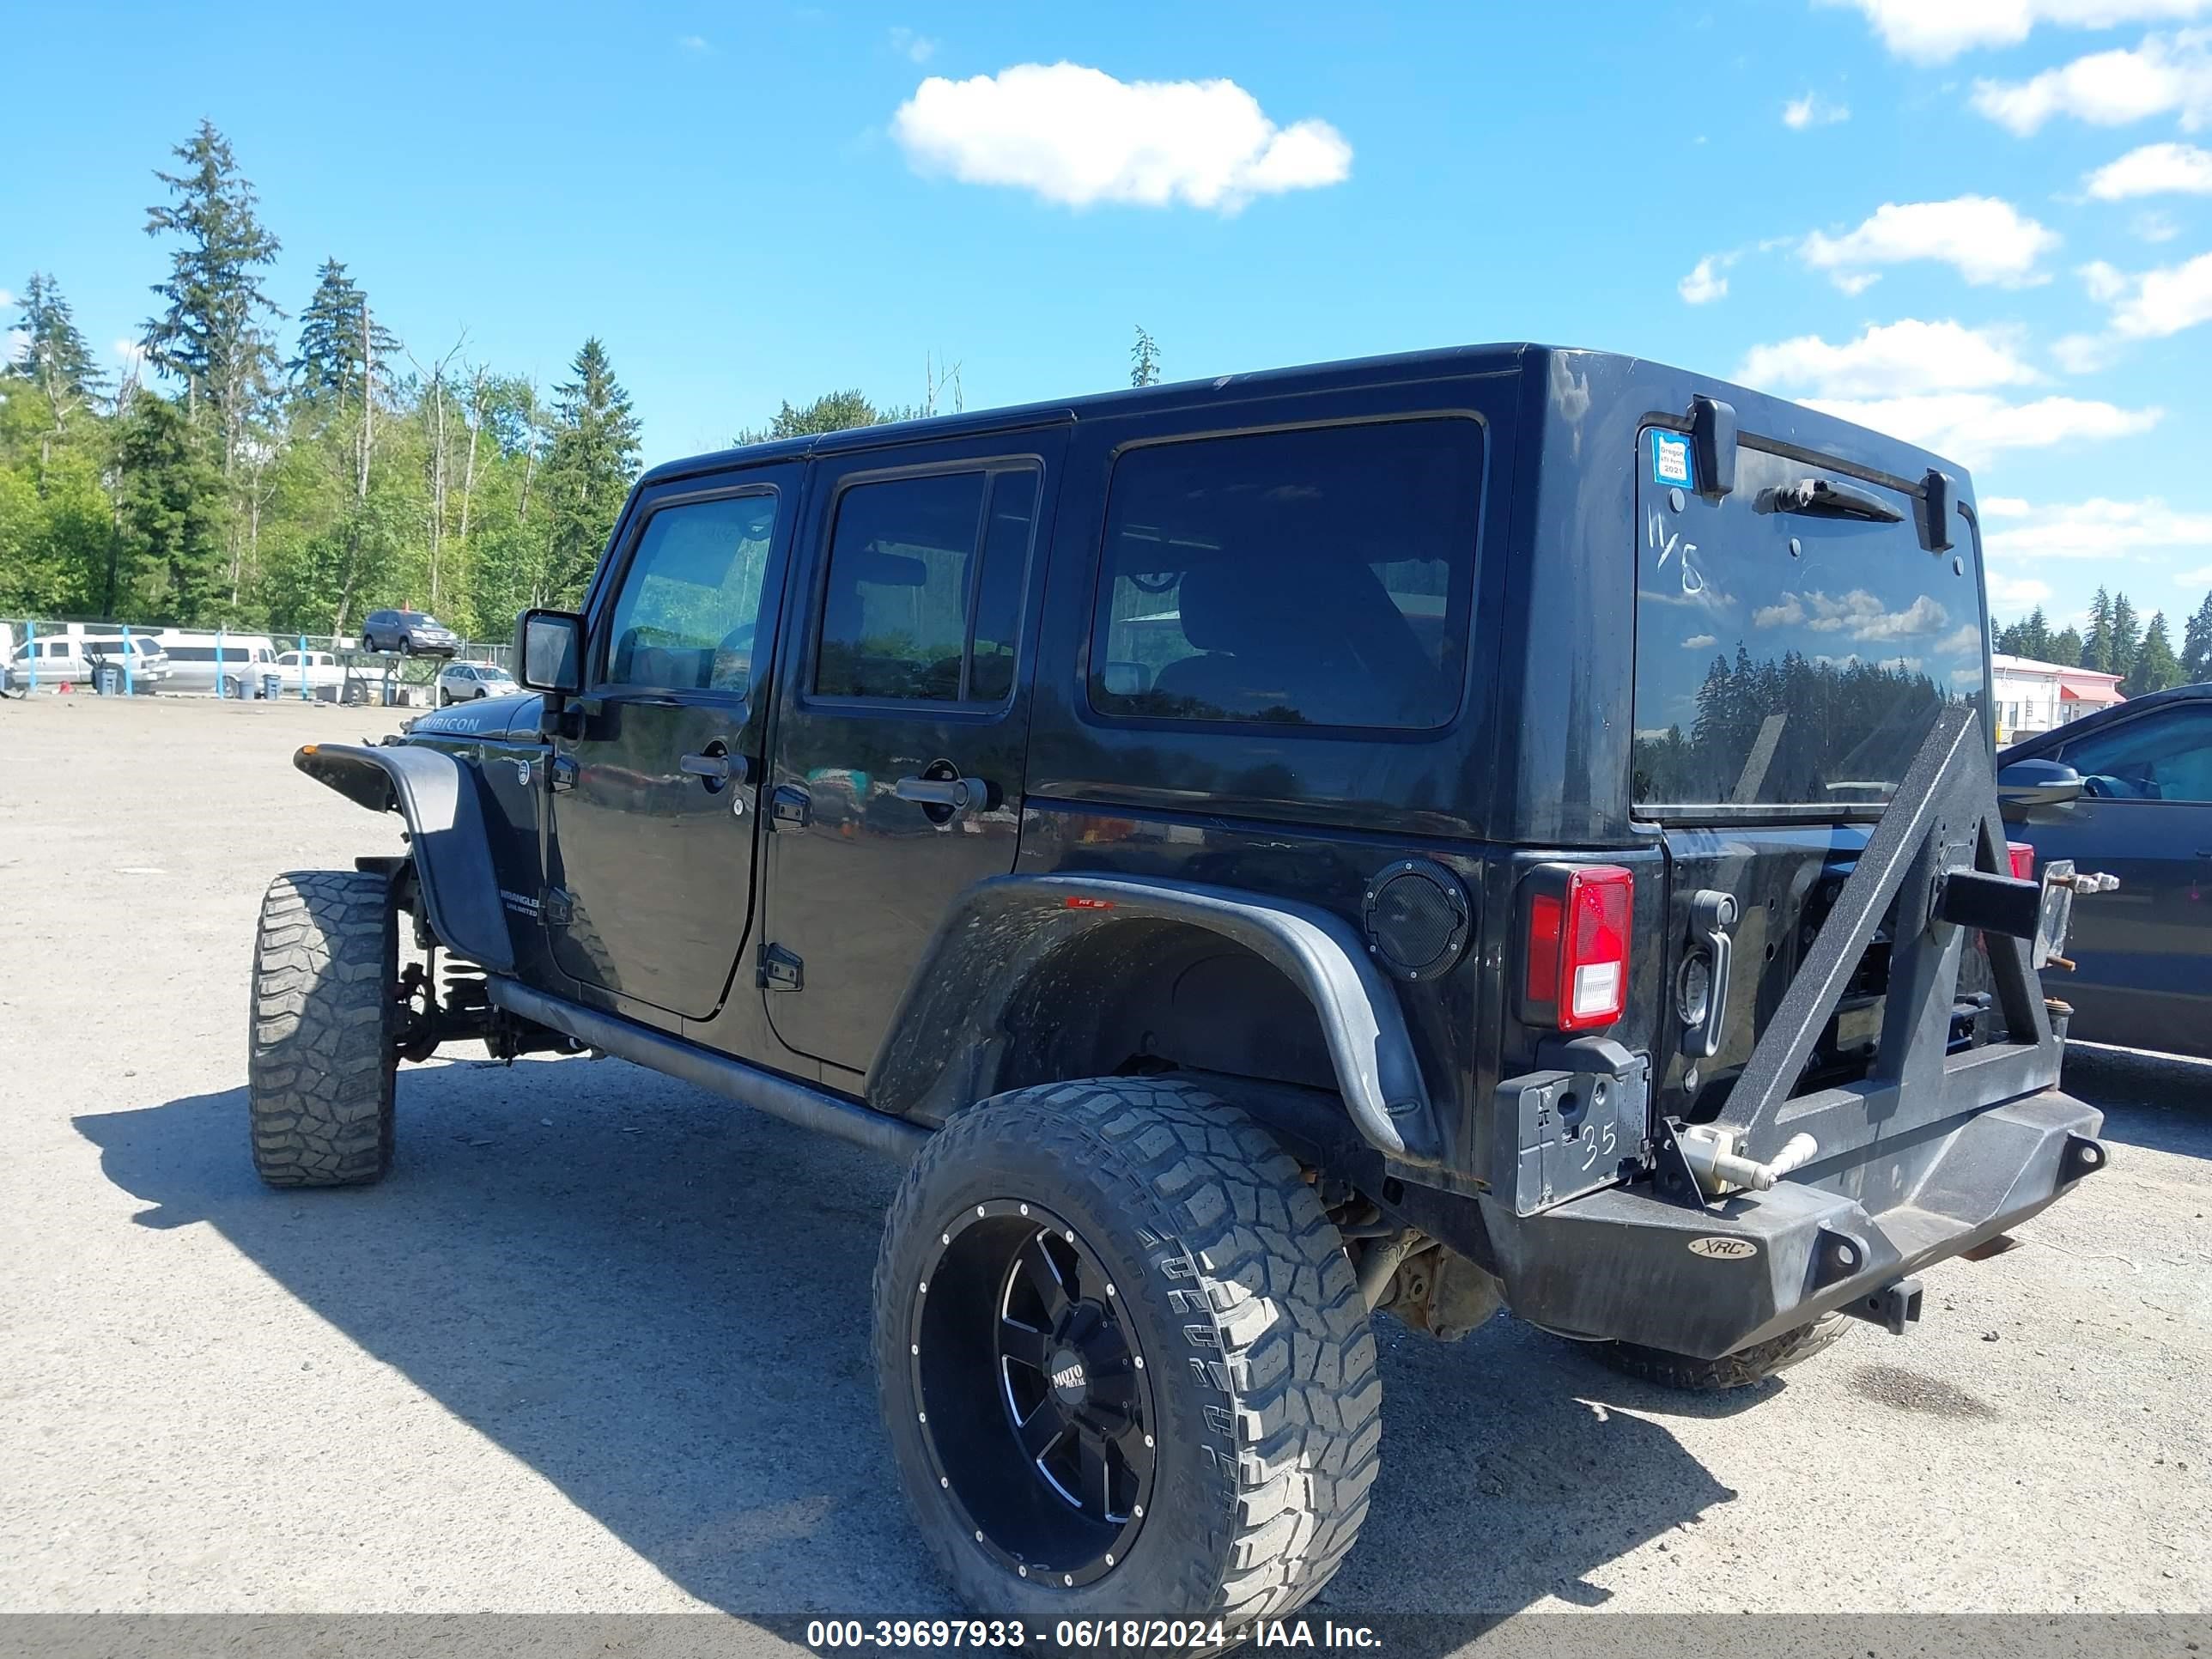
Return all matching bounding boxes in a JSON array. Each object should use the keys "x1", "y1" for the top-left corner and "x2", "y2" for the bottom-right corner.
[{"x1": 436, "y1": 661, "x2": 520, "y2": 704}]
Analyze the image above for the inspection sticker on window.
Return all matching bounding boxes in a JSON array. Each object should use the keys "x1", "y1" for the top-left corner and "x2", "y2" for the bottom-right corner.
[{"x1": 1651, "y1": 430, "x2": 1692, "y2": 488}]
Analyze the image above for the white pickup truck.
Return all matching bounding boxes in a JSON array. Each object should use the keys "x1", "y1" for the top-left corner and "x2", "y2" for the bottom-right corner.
[{"x1": 273, "y1": 650, "x2": 370, "y2": 702}]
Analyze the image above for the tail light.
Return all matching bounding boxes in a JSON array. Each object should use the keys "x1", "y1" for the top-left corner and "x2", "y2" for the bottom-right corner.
[
  {"x1": 2007, "y1": 842, "x2": 2035, "y2": 882},
  {"x1": 1522, "y1": 864, "x2": 1634, "y2": 1031}
]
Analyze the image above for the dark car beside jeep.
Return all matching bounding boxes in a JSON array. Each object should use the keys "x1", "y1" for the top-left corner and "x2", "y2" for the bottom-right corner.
[{"x1": 252, "y1": 343, "x2": 2112, "y2": 1627}]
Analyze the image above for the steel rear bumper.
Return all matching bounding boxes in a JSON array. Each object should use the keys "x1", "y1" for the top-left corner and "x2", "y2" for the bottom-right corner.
[{"x1": 1483, "y1": 1088, "x2": 2106, "y2": 1360}]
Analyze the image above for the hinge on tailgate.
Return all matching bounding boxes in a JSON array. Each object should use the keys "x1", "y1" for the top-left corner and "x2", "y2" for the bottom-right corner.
[
  {"x1": 543, "y1": 886, "x2": 573, "y2": 928},
  {"x1": 757, "y1": 942, "x2": 803, "y2": 992},
  {"x1": 770, "y1": 785, "x2": 811, "y2": 830}
]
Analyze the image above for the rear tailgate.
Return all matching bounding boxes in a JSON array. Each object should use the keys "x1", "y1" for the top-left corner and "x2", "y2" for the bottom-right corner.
[{"x1": 1630, "y1": 434, "x2": 1986, "y2": 1120}]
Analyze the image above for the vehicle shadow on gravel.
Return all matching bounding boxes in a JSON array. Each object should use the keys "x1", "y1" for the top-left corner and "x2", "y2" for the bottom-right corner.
[
  {"x1": 79, "y1": 1057, "x2": 1739, "y2": 1618},
  {"x1": 2059, "y1": 1047, "x2": 2212, "y2": 1161}
]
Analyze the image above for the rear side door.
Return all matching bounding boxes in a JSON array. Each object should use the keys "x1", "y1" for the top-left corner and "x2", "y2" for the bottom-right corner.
[
  {"x1": 2025, "y1": 702, "x2": 2212, "y2": 1052},
  {"x1": 544, "y1": 465, "x2": 800, "y2": 1022},
  {"x1": 758, "y1": 428, "x2": 1066, "y2": 1079}
]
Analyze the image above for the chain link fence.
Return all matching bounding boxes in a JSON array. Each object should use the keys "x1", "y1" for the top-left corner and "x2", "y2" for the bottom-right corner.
[{"x1": 1, "y1": 617, "x2": 512, "y2": 705}]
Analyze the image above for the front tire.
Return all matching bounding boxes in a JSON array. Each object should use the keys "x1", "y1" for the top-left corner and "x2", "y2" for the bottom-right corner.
[
  {"x1": 1585, "y1": 1313, "x2": 1849, "y2": 1391},
  {"x1": 247, "y1": 870, "x2": 398, "y2": 1188},
  {"x1": 874, "y1": 1079, "x2": 1380, "y2": 1624}
]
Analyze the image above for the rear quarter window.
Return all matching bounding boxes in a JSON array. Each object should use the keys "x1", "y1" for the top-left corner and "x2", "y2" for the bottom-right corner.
[{"x1": 1087, "y1": 419, "x2": 1482, "y2": 732}]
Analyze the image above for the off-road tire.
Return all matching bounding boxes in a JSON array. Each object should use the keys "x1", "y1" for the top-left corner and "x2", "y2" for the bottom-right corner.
[
  {"x1": 1586, "y1": 1312, "x2": 1849, "y2": 1390},
  {"x1": 247, "y1": 870, "x2": 398, "y2": 1188},
  {"x1": 874, "y1": 1078, "x2": 1381, "y2": 1626}
]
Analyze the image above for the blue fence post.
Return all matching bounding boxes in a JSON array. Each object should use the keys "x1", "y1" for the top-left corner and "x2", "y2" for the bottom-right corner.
[
  {"x1": 299, "y1": 633, "x2": 309, "y2": 702},
  {"x1": 121, "y1": 623, "x2": 135, "y2": 696},
  {"x1": 216, "y1": 627, "x2": 227, "y2": 699},
  {"x1": 24, "y1": 618, "x2": 35, "y2": 695}
]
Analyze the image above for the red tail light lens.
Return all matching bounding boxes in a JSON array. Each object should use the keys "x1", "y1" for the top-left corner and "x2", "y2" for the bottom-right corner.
[
  {"x1": 1525, "y1": 864, "x2": 1634, "y2": 1030},
  {"x1": 2007, "y1": 842, "x2": 2035, "y2": 882}
]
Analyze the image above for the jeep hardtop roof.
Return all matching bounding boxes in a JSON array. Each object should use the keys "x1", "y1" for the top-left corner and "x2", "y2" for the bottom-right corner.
[{"x1": 646, "y1": 342, "x2": 1968, "y2": 496}]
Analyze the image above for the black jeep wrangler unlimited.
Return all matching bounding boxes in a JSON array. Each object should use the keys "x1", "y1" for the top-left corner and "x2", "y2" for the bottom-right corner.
[{"x1": 254, "y1": 344, "x2": 2110, "y2": 1624}]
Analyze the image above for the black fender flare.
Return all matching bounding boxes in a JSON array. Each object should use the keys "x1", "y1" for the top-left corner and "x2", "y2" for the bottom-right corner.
[
  {"x1": 293, "y1": 743, "x2": 515, "y2": 972},
  {"x1": 868, "y1": 872, "x2": 1443, "y2": 1167}
]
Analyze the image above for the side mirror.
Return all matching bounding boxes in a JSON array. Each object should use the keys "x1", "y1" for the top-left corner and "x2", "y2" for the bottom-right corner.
[
  {"x1": 1997, "y1": 757, "x2": 2083, "y2": 807},
  {"x1": 514, "y1": 610, "x2": 585, "y2": 695}
]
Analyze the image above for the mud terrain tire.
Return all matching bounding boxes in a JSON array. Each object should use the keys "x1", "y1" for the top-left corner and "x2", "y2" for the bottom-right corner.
[
  {"x1": 874, "y1": 1078, "x2": 1380, "y2": 1626},
  {"x1": 1588, "y1": 1313, "x2": 1849, "y2": 1390},
  {"x1": 247, "y1": 870, "x2": 398, "y2": 1188}
]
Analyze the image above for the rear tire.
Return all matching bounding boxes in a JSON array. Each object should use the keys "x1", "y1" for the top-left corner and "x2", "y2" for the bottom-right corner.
[
  {"x1": 1585, "y1": 1313, "x2": 1849, "y2": 1391},
  {"x1": 874, "y1": 1078, "x2": 1380, "y2": 1625},
  {"x1": 247, "y1": 870, "x2": 398, "y2": 1188}
]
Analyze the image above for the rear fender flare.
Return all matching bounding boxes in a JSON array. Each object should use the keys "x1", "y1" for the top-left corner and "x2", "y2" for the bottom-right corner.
[
  {"x1": 868, "y1": 872, "x2": 1443, "y2": 1166},
  {"x1": 293, "y1": 743, "x2": 515, "y2": 972}
]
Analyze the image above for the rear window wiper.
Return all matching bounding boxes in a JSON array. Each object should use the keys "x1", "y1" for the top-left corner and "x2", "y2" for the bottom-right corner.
[{"x1": 1759, "y1": 477, "x2": 1904, "y2": 525}]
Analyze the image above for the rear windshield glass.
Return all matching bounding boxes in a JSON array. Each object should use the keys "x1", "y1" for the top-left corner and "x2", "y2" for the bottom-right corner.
[
  {"x1": 1632, "y1": 439, "x2": 1985, "y2": 815},
  {"x1": 1089, "y1": 419, "x2": 1481, "y2": 731}
]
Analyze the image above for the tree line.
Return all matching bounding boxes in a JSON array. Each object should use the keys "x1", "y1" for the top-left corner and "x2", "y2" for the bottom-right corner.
[
  {"x1": 1995, "y1": 586, "x2": 2212, "y2": 696},
  {"x1": 3, "y1": 127, "x2": 1175, "y2": 643}
]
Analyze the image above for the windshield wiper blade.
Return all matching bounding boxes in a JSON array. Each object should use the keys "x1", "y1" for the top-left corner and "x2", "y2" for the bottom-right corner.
[{"x1": 1761, "y1": 477, "x2": 1904, "y2": 525}]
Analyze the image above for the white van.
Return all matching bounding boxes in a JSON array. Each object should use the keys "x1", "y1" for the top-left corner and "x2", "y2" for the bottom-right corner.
[
  {"x1": 5, "y1": 632, "x2": 173, "y2": 692},
  {"x1": 140, "y1": 630, "x2": 282, "y2": 696}
]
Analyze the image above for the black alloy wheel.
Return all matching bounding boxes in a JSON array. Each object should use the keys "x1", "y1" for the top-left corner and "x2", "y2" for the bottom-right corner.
[{"x1": 910, "y1": 1200, "x2": 1156, "y2": 1589}]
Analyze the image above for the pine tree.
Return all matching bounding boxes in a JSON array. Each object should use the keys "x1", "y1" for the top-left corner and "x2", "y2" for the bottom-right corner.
[
  {"x1": 2131, "y1": 611, "x2": 2181, "y2": 694},
  {"x1": 141, "y1": 119, "x2": 283, "y2": 477},
  {"x1": 5, "y1": 275, "x2": 105, "y2": 458},
  {"x1": 2081, "y1": 588, "x2": 2114, "y2": 672},
  {"x1": 2051, "y1": 624, "x2": 2084, "y2": 667},
  {"x1": 2183, "y1": 590, "x2": 2212, "y2": 684},
  {"x1": 1131, "y1": 325, "x2": 1161, "y2": 388},
  {"x1": 111, "y1": 391, "x2": 228, "y2": 620},
  {"x1": 2110, "y1": 592, "x2": 2141, "y2": 685},
  {"x1": 289, "y1": 258, "x2": 398, "y2": 404},
  {"x1": 2019, "y1": 605, "x2": 2052, "y2": 661},
  {"x1": 539, "y1": 337, "x2": 641, "y2": 604}
]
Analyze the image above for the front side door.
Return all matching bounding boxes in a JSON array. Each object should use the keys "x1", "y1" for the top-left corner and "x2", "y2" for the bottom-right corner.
[
  {"x1": 545, "y1": 466, "x2": 799, "y2": 1021},
  {"x1": 760, "y1": 429, "x2": 1065, "y2": 1077},
  {"x1": 2027, "y1": 702, "x2": 2212, "y2": 1052}
]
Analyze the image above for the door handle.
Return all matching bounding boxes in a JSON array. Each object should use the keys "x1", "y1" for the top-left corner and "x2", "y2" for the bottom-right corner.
[
  {"x1": 1682, "y1": 889, "x2": 1738, "y2": 1061},
  {"x1": 680, "y1": 748, "x2": 749, "y2": 787},
  {"x1": 894, "y1": 775, "x2": 980, "y2": 811}
]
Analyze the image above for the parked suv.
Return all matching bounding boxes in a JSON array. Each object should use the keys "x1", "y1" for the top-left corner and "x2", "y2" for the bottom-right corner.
[
  {"x1": 257, "y1": 345, "x2": 2112, "y2": 1628},
  {"x1": 361, "y1": 609, "x2": 459, "y2": 657},
  {"x1": 436, "y1": 660, "x2": 519, "y2": 704}
]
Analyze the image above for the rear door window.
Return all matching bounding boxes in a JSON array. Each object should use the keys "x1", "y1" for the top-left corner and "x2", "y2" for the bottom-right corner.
[{"x1": 1087, "y1": 419, "x2": 1481, "y2": 731}]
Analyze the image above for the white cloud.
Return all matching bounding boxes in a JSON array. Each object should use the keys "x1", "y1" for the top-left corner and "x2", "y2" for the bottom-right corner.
[
  {"x1": 2134, "y1": 208, "x2": 2184, "y2": 238},
  {"x1": 0, "y1": 287, "x2": 15, "y2": 309},
  {"x1": 1753, "y1": 589, "x2": 1951, "y2": 641},
  {"x1": 1737, "y1": 319, "x2": 2043, "y2": 398},
  {"x1": 1972, "y1": 29, "x2": 2212, "y2": 133},
  {"x1": 1800, "y1": 197, "x2": 2059, "y2": 288},
  {"x1": 676, "y1": 33, "x2": 709, "y2": 52},
  {"x1": 1784, "y1": 91, "x2": 1851, "y2": 127},
  {"x1": 1682, "y1": 633, "x2": 1718, "y2": 650},
  {"x1": 1831, "y1": 0, "x2": 2212, "y2": 58},
  {"x1": 1678, "y1": 254, "x2": 1731, "y2": 303},
  {"x1": 2177, "y1": 561, "x2": 2212, "y2": 582},
  {"x1": 889, "y1": 27, "x2": 937, "y2": 64},
  {"x1": 113, "y1": 338, "x2": 146, "y2": 364},
  {"x1": 1980, "y1": 495, "x2": 2212, "y2": 560},
  {"x1": 1937, "y1": 623, "x2": 1988, "y2": 654},
  {"x1": 1984, "y1": 495, "x2": 2034, "y2": 516},
  {"x1": 1989, "y1": 571, "x2": 2056, "y2": 605},
  {"x1": 1804, "y1": 392, "x2": 2162, "y2": 467},
  {"x1": 890, "y1": 63, "x2": 1352, "y2": 211},
  {"x1": 2085, "y1": 138, "x2": 2212, "y2": 195},
  {"x1": 2101, "y1": 247, "x2": 2212, "y2": 334}
]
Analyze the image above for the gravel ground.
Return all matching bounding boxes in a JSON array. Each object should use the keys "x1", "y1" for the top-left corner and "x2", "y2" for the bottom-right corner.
[{"x1": 2, "y1": 694, "x2": 2207, "y2": 1621}]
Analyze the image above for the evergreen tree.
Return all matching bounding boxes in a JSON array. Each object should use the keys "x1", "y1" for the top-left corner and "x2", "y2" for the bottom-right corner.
[
  {"x1": 539, "y1": 337, "x2": 641, "y2": 603},
  {"x1": 2183, "y1": 590, "x2": 2212, "y2": 683},
  {"x1": 734, "y1": 389, "x2": 905, "y2": 446},
  {"x1": 2081, "y1": 588, "x2": 2114, "y2": 672},
  {"x1": 288, "y1": 258, "x2": 398, "y2": 404},
  {"x1": 2110, "y1": 592, "x2": 2141, "y2": 685},
  {"x1": 111, "y1": 391, "x2": 227, "y2": 619},
  {"x1": 2131, "y1": 611, "x2": 2181, "y2": 694},
  {"x1": 1131, "y1": 325, "x2": 1161, "y2": 387},
  {"x1": 5, "y1": 274, "x2": 105, "y2": 450},
  {"x1": 2051, "y1": 624, "x2": 2084, "y2": 667},
  {"x1": 2018, "y1": 605, "x2": 2052, "y2": 661},
  {"x1": 141, "y1": 119, "x2": 283, "y2": 476}
]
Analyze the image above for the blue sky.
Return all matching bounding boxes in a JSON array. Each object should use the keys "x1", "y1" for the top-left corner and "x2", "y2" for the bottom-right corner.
[{"x1": 7, "y1": 0, "x2": 2211, "y2": 632}]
